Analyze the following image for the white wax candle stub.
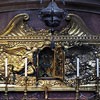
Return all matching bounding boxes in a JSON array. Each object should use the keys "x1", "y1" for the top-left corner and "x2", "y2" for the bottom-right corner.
[
  {"x1": 97, "y1": 58, "x2": 99, "y2": 77},
  {"x1": 25, "y1": 58, "x2": 27, "y2": 77},
  {"x1": 77, "y1": 58, "x2": 79, "y2": 77},
  {"x1": 5, "y1": 58, "x2": 8, "y2": 77}
]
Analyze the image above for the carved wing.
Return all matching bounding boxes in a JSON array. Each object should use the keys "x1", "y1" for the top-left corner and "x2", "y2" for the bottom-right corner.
[
  {"x1": 60, "y1": 14, "x2": 95, "y2": 36},
  {"x1": 4, "y1": 46, "x2": 28, "y2": 56},
  {"x1": 0, "y1": 13, "x2": 36, "y2": 37}
]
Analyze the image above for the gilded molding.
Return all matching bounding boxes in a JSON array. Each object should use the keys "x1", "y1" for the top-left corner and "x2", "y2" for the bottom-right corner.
[{"x1": 0, "y1": 13, "x2": 100, "y2": 91}]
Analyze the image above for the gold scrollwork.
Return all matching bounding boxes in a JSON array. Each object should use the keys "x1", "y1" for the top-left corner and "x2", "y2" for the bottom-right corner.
[{"x1": 0, "y1": 13, "x2": 99, "y2": 91}]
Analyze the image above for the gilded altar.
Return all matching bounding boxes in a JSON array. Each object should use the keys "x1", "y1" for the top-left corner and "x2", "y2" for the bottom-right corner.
[{"x1": 0, "y1": 13, "x2": 100, "y2": 99}]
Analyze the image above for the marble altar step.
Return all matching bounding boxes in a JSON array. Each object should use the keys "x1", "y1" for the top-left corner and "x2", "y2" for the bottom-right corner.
[{"x1": 0, "y1": 91, "x2": 96, "y2": 100}]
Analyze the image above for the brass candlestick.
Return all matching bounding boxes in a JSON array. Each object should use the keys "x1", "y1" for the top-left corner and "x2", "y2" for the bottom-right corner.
[
  {"x1": 36, "y1": 67, "x2": 39, "y2": 87},
  {"x1": 75, "y1": 77, "x2": 80, "y2": 100},
  {"x1": 96, "y1": 77, "x2": 100, "y2": 100},
  {"x1": 44, "y1": 86, "x2": 48, "y2": 100},
  {"x1": 23, "y1": 76, "x2": 28, "y2": 100},
  {"x1": 36, "y1": 49, "x2": 39, "y2": 87},
  {"x1": 4, "y1": 77, "x2": 8, "y2": 100}
]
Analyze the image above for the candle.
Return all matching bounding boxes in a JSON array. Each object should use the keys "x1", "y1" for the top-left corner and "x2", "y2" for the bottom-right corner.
[
  {"x1": 25, "y1": 58, "x2": 27, "y2": 77},
  {"x1": 77, "y1": 58, "x2": 79, "y2": 77},
  {"x1": 5, "y1": 58, "x2": 8, "y2": 77},
  {"x1": 96, "y1": 58, "x2": 99, "y2": 77}
]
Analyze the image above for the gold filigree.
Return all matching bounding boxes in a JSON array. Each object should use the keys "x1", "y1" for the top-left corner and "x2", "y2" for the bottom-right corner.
[{"x1": 0, "y1": 13, "x2": 100, "y2": 91}]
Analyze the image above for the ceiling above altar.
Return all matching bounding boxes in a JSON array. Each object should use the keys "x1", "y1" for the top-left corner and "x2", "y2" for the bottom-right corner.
[{"x1": 0, "y1": 0, "x2": 100, "y2": 13}]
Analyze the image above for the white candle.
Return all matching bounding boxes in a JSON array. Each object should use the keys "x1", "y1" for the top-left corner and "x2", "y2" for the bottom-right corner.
[
  {"x1": 96, "y1": 58, "x2": 99, "y2": 77},
  {"x1": 77, "y1": 58, "x2": 79, "y2": 77},
  {"x1": 5, "y1": 58, "x2": 8, "y2": 77},
  {"x1": 25, "y1": 58, "x2": 27, "y2": 77}
]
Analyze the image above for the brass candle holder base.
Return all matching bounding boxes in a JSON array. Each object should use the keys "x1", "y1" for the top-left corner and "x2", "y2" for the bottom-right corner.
[
  {"x1": 23, "y1": 92, "x2": 27, "y2": 100},
  {"x1": 4, "y1": 92, "x2": 8, "y2": 100},
  {"x1": 95, "y1": 77, "x2": 100, "y2": 100},
  {"x1": 23, "y1": 77, "x2": 28, "y2": 100},
  {"x1": 75, "y1": 77, "x2": 80, "y2": 100},
  {"x1": 96, "y1": 93, "x2": 100, "y2": 100},
  {"x1": 4, "y1": 77, "x2": 8, "y2": 100},
  {"x1": 44, "y1": 86, "x2": 48, "y2": 100}
]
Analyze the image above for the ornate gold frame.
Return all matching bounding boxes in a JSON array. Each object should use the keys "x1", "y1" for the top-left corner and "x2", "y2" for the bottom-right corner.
[{"x1": 0, "y1": 13, "x2": 100, "y2": 93}]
